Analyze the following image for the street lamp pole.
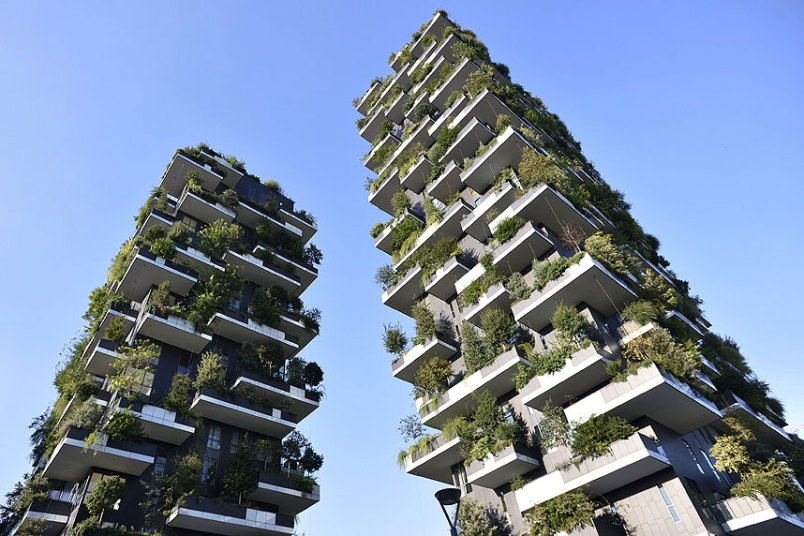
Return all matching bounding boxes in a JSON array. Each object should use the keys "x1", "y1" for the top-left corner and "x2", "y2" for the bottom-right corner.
[{"x1": 435, "y1": 488, "x2": 462, "y2": 536}]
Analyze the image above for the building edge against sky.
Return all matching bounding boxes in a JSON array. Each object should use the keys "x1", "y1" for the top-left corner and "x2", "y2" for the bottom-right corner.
[
  {"x1": 357, "y1": 10, "x2": 804, "y2": 536},
  {"x1": 1, "y1": 145, "x2": 325, "y2": 536}
]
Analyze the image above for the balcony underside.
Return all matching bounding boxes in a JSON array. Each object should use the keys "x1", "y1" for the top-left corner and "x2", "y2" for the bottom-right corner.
[
  {"x1": 223, "y1": 250, "x2": 302, "y2": 293},
  {"x1": 132, "y1": 405, "x2": 195, "y2": 445},
  {"x1": 399, "y1": 156, "x2": 434, "y2": 194},
  {"x1": 521, "y1": 346, "x2": 612, "y2": 410},
  {"x1": 43, "y1": 430, "x2": 155, "y2": 482},
  {"x1": 492, "y1": 184, "x2": 598, "y2": 240},
  {"x1": 116, "y1": 251, "x2": 197, "y2": 302},
  {"x1": 137, "y1": 312, "x2": 212, "y2": 353},
  {"x1": 719, "y1": 497, "x2": 804, "y2": 536},
  {"x1": 513, "y1": 255, "x2": 636, "y2": 333},
  {"x1": 492, "y1": 222, "x2": 553, "y2": 275},
  {"x1": 232, "y1": 376, "x2": 320, "y2": 420},
  {"x1": 461, "y1": 127, "x2": 531, "y2": 194},
  {"x1": 466, "y1": 444, "x2": 540, "y2": 489},
  {"x1": 208, "y1": 313, "x2": 298, "y2": 357},
  {"x1": 166, "y1": 504, "x2": 293, "y2": 536},
  {"x1": 425, "y1": 257, "x2": 469, "y2": 301},
  {"x1": 84, "y1": 340, "x2": 120, "y2": 376},
  {"x1": 161, "y1": 153, "x2": 222, "y2": 197},
  {"x1": 430, "y1": 58, "x2": 479, "y2": 110},
  {"x1": 450, "y1": 89, "x2": 524, "y2": 137},
  {"x1": 177, "y1": 191, "x2": 235, "y2": 224},
  {"x1": 426, "y1": 162, "x2": 463, "y2": 203},
  {"x1": 368, "y1": 167, "x2": 401, "y2": 215},
  {"x1": 190, "y1": 390, "x2": 296, "y2": 438},
  {"x1": 382, "y1": 265, "x2": 424, "y2": 315},
  {"x1": 405, "y1": 435, "x2": 463, "y2": 484},
  {"x1": 250, "y1": 474, "x2": 320, "y2": 515},
  {"x1": 461, "y1": 182, "x2": 516, "y2": 241},
  {"x1": 392, "y1": 335, "x2": 459, "y2": 384},
  {"x1": 564, "y1": 364, "x2": 722, "y2": 435},
  {"x1": 439, "y1": 119, "x2": 494, "y2": 168}
]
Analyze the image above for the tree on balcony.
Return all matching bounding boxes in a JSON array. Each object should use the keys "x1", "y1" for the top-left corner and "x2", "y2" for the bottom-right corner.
[
  {"x1": 141, "y1": 452, "x2": 203, "y2": 524},
  {"x1": 223, "y1": 447, "x2": 259, "y2": 505},
  {"x1": 86, "y1": 475, "x2": 126, "y2": 525},
  {"x1": 383, "y1": 323, "x2": 409, "y2": 357},
  {"x1": 524, "y1": 490, "x2": 594, "y2": 536}
]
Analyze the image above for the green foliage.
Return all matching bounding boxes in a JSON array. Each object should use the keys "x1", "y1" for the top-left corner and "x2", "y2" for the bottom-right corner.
[
  {"x1": 148, "y1": 281, "x2": 172, "y2": 317},
  {"x1": 135, "y1": 186, "x2": 169, "y2": 229},
  {"x1": 621, "y1": 327, "x2": 701, "y2": 382},
  {"x1": 510, "y1": 474, "x2": 525, "y2": 491},
  {"x1": 456, "y1": 498, "x2": 494, "y2": 536},
  {"x1": 463, "y1": 64, "x2": 495, "y2": 97},
  {"x1": 454, "y1": 390, "x2": 525, "y2": 463},
  {"x1": 142, "y1": 452, "x2": 203, "y2": 523},
  {"x1": 84, "y1": 287, "x2": 125, "y2": 337},
  {"x1": 479, "y1": 307, "x2": 516, "y2": 355},
  {"x1": 584, "y1": 232, "x2": 639, "y2": 277},
  {"x1": 197, "y1": 219, "x2": 242, "y2": 259},
  {"x1": 411, "y1": 300, "x2": 442, "y2": 345},
  {"x1": 515, "y1": 340, "x2": 578, "y2": 389},
  {"x1": 263, "y1": 179, "x2": 283, "y2": 193},
  {"x1": 70, "y1": 398, "x2": 104, "y2": 429},
  {"x1": 163, "y1": 373, "x2": 192, "y2": 416},
  {"x1": 16, "y1": 517, "x2": 48, "y2": 536},
  {"x1": 570, "y1": 414, "x2": 636, "y2": 459},
  {"x1": 391, "y1": 191, "x2": 412, "y2": 219},
  {"x1": 383, "y1": 323, "x2": 408, "y2": 357},
  {"x1": 282, "y1": 431, "x2": 324, "y2": 474},
  {"x1": 425, "y1": 62, "x2": 456, "y2": 95},
  {"x1": 460, "y1": 263, "x2": 503, "y2": 306},
  {"x1": 641, "y1": 269, "x2": 679, "y2": 310},
  {"x1": 495, "y1": 114, "x2": 512, "y2": 133},
  {"x1": 529, "y1": 253, "x2": 584, "y2": 293},
  {"x1": 223, "y1": 447, "x2": 259, "y2": 504},
  {"x1": 390, "y1": 215, "x2": 421, "y2": 255},
  {"x1": 250, "y1": 287, "x2": 283, "y2": 327},
  {"x1": 413, "y1": 357, "x2": 452, "y2": 399},
  {"x1": 445, "y1": 90, "x2": 463, "y2": 108},
  {"x1": 550, "y1": 303, "x2": 590, "y2": 344},
  {"x1": 86, "y1": 476, "x2": 126, "y2": 518},
  {"x1": 235, "y1": 340, "x2": 283, "y2": 378},
  {"x1": 517, "y1": 149, "x2": 567, "y2": 190},
  {"x1": 194, "y1": 351, "x2": 225, "y2": 392},
  {"x1": 150, "y1": 237, "x2": 176, "y2": 260},
  {"x1": 621, "y1": 299, "x2": 662, "y2": 326},
  {"x1": 492, "y1": 216, "x2": 525, "y2": 244},
  {"x1": 525, "y1": 490, "x2": 595, "y2": 536},
  {"x1": 505, "y1": 272, "x2": 529, "y2": 302},
  {"x1": 537, "y1": 399, "x2": 571, "y2": 450},
  {"x1": 409, "y1": 62, "x2": 433, "y2": 85},
  {"x1": 370, "y1": 222, "x2": 387, "y2": 238},
  {"x1": 422, "y1": 196, "x2": 442, "y2": 226},
  {"x1": 409, "y1": 236, "x2": 461, "y2": 282},
  {"x1": 167, "y1": 222, "x2": 190, "y2": 245},
  {"x1": 187, "y1": 268, "x2": 244, "y2": 329},
  {"x1": 108, "y1": 239, "x2": 136, "y2": 283},
  {"x1": 460, "y1": 321, "x2": 492, "y2": 374},
  {"x1": 110, "y1": 341, "x2": 160, "y2": 399},
  {"x1": 104, "y1": 316, "x2": 127, "y2": 345},
  {"x1": 427, "y1": 124, "x2": 460, "y2": 163},
  {"x1": 105, "y1": 410, "x2": 143, "y2": 441}
]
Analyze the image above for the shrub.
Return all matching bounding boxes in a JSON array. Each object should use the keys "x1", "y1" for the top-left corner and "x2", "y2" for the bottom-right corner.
[
  {"x1": 460, "y1": 321, "x2": 492, "y2": 374},
  {"x1": 187, "y1": 268, "x2": 244, "y2": 329},
  {"x1": 479, "y1": 307, "x2": 516, "y2": 355},
  {"x1": 374, "y1": 264, "x2": 397, "y2": 290},
  {"x1": 495, "y1": 114, "x2": 512, "y2": 133},
  {"x1": 383, "y1": 324, "x2": 408, "y2": 357},
  {"x1": 445, "y1": 90, "x2": 463, "y2": 108},
  {"x1": 370, "y1": 222, "x2": 386, "y2": 238},
  {"x1": 236, "y1": 340, "x2": 285, "y2": 378},
  {"x1": 105, "y1": 410, "x2": 143, "y2": 441},
  {"x1": 85, "y1": 476, "x2": 126, "y2": 520},
  {"x1": 621, "y1": 299, "x2": 661, "y2": 325},
  {"x1": 250, "y1": 288, "x2": 282, "y2": 327},
  {"x1": 570, "y1": 414, "x2": 636, "y2": 459},
  {"x1": 223, "y1": 447, "x2": 259, "y2": 504},
  {"x1": 510, "y1": 475, "x2": 525, "y2": 491},
  {"x1": 413, "y1": 357, "x2": 452, "y2": 398},
  {"x1": 456, "y1": 390, "x2": 525, "y2": 463},
  {"x1": 264, "y1": 179, "x2": 283, "y2": 193},
  {"x1": 198, "y1": 219, "x2": 242, "y2": 259},
  {"x1": 105, "y1": 316, "x2": 127, "y2": 345},
  {"x1": 218, "y1": 189, "x2": 239, "y2": 209},
  {"x1": 517, "y1": 149, "x2": 567, "y2": 190},
  {"x1": 422, "y1": 196, "x2": 441, "y2": 226},
  {"x1": 150, "y1": 237, "x2": 175, "y2": 259},
  {"x1": 167, "y1": 222, "x2": 190, "y2": 245},
  {"x1": 149, "y1": 280, "x2": 172, "y2": 317},
  {"x1": 108, "y1": 239, "x2": 136, "y2": 283},
  {"x1": 412, "y1": 300, "x2": 441, "y2": 345},
  {"x1": 390, "y1": 216, "x2": 421, "y2": 253},
  {"x1": 525, "y1": 490, "x2": 595, "y2": 536},
  {"x1": 531, "y1": 253, "x2": 584, "y2": 291},
  {"x1": 135, "y1": 186, "x2": 169, "y2": 229},
  {"x1": 410, "y1": 236, "x2": 462, "y2": 283},
  {"x1": 642, "y1": 269, "x2": 679, "y2": 310},
  {"x1": 163, "y1": 373, "x2": 192, "y2": 416},
  {"x1": 70, "y1": 398, "x2": 104, "y2": 430},
  {"x1": 492, "y1": 216, "x2": 526, "y2": 244},
  {"x1": 194, "y1": 351, "x2": 225, "y2": 392},
  {"x1": 537, "y1": 399, "x2": 571, "y2": 450},
  {"x1": 463, "y1": 64, "x2": 495, "y2": 97},
  {"x1": 427, "y1": 125, "x2": 459, "y2": 163},
  {"x1": 505, "y1": 272, "x2": 529, "y2": 302},
  {"x1": 550, "y1": 303, "x2": 589, "y2": 343},
  {"x1": 622, "y1": 327, "x2": 701, "y2": 382},
  {"x1": 584, "y1": 232, "x2": 640, "y2": 277},
  {"x1": 460, "y1": 270, "x2": 502, "y2": 306}
]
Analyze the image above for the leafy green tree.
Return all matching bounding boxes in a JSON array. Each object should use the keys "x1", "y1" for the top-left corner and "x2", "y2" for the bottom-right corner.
[
  {"x1": 223, "y1": 447, "x2": 259, "y2": 504},
  {"x1": 86, "y1": 476, "x2": 126, "y2": 525},
  {"x1": 525, "y1": 490, "x2": 594, "y2": 536}
]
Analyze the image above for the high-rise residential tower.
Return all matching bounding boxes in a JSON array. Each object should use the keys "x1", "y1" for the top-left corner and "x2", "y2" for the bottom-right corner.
[
  {"x1": 357, "y1": 11, "x2": 803, "y2": 536},
  {"x1": 2, "y1": 145, "x2": 324, "y2": 536}
]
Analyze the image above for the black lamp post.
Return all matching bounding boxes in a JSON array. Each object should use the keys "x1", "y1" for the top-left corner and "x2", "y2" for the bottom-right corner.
[{"x1": 435, "y1": 488, "x2": 462, "y2": 536}]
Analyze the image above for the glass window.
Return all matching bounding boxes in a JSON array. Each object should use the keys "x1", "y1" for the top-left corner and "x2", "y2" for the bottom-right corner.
[
  {"x1": 154, "y1": 456, "x2": 167, "y2": 474},
  {"x1": 700, "y1": 448, "x2": 721, "y2": 480},
  {"x1": 207, "y1": 425, "x2": 222, "y2": 450},
  {"x1": 202, "y1": 458, "x2": 217, "y2": 484},
  {"x1": 657, "y1": 483, "x2": 681, "y2": 523},
  {"x1": 230, "y1": 431, "x2": 241, "y2": 454},
  {"x1": 683, "y1": 440, "x2": 705, "y2": 474}
]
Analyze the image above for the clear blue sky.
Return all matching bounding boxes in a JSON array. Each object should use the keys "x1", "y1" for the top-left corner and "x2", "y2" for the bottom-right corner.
[{"x1": 0, "y1": 1, "x2": 802, "y2": 534}]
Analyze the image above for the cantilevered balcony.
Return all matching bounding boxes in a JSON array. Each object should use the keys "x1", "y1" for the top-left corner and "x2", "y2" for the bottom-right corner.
[
  {"x1": 161, "y1": 152, "x2": 223, "y2": 197},
  {"x1": 426, "y1": 161, "x2": 463, "y2": 203},
  {"x1": 403, "y1": 433, "x2": 463, "y2": 484},
  {"x1": 85, "y1": 339, "x2": 122, "y2": 376},
  {"x1": 399, "y1": 155, "x2": 434, "y2": 194},
  {"x1": 382, "y1": 264, "x2": 424, "y2": 314},
  {"x1": 461, "y1": 282, "x2": 511, "y2": 327},
  {"x1": 275, "y1": 311, "x2": 317, "y2": 350},
  {"x1": 564, "y1": 363, "x2": 722, "y2": 435},
  {"x1": 409, "y1": 11, "x2": 453, "y2": 58},
  {"x1": 252, "y1": 243, "x2": 318, "y2": 292},
  {"x1": 380, "y1": 117, "x2": 435, "y2": 179},
  {"x1": 174, "y1": 242, "x2": 226, "y2": 274},
  {"x1": 429, "y1": 57, "x2": 481, "y2": 110},
  {"x1": 234, "y1": 199, "x2": 303, "y2": 237},
  {"x1": 190, "y1": 386, "x2": 297, "y2": 438},
  {"x1": 403, "y1": 90, "x2": 431, "y2": 123},
  {"x1": 520, "y1": 344, "x2": 613, "y2": 410},
  {"x1": 232, "y1": 370, "x2": 321, "y2": 420},
  {"x1": 114, "y1": 247, "x2": 198, "y2": 302},
  {"x1": 203, "y1": 149, "x2": 245, "y2": 188},
  {"x1": 411, "y1": 56, "x2": 452, "y2": 95},
  {"x1": 167, "y1": 497, "x2": 294, "y2": 536},
  {"x1": 716, "y1": 393, "x2": 790, "y2": 446},
  {"x1": 461, "y1": 181, "x2": 516, "y2": 241},
  {"x1": 466, "y1": 443, "x2": 541, "y2": 489},
  {"x1": 135, "y1": 309, "x2": 212, "y2": 353},
  {"x1": 364, "y1": 133, "x2": 401, "y2": 173},
  {"x1": 512, "y1": 254, "x2": 636, "y2": 333},
  {"x1": 439, "y1": 118, "x2": 495, "y2": 167},
  {"x1": 251, "y1": 471, "x2": 320, "y2": 515},
  {"x1": 43, "y1": 426, "x2": 156, "y2": 481},
  {"x1": 424, "y1": 256, "x2": 470, "y2": 301},
  {"x1": 134, "y1": 208, "x2": 175, "y2": 240},
  {"x1": 21, "y1": 497, "x2": 72, "y2": 536},
  {"x1": 82, "y1": 303, "x2": 137, "y2": 363},
  {"x1": 359, "y1": 105, "x2": 389, "y2": 143},
  {"x1": 119, "y1": 401, "x2": 195, "y2": 445},
  {"x1": 417, "y1": 347, "x2": 527, "y2": 428},
  {"x1": 708, "y1": 495, "x2": 804, "y2": 536},
  {"x1": 208, "y1": 311, "x2": 299, "y2": 357},
  {"x1": 176, "y1": 187, "x2": 236, "y2": 224},
  {"x1": 368, "y1": 166, "x2": 402, "y2": 215},
  {"x1": 374, "y1": 211, "x2": 425, "y2": 255},
  {"x1": 515, "y1": 430, "x2": 670, "y2": 511},
  {"x1": 427, "y1": 91, "x2": 467, "y2": 137},
  {"x1": 223, "y1": 249, "x2": 302, "y2": 293},
  {"x1": 449, "y1": 89, "x2": 524, "y2": 135},
  {"x1": 462, "y1": 127, "x2": 531, "y2": 193},
  {"x1": 278, "y1": 208, "x2": 317, "y2": 243},
  {"x1": 385, "y1": 90, "x2": 410, "y2": 125},
  {"x1": 356, "y1": 79, "x2": 383, "y2": 116},
  {"x1": 490, "y1": 184, "x2": 599, "y2": 240},
  {"x1": 393, "y1": 199, "x2": 473, "y2": 269},
  {"x1": 392, "y1": 334, "x2": 458, "y2": 383}
]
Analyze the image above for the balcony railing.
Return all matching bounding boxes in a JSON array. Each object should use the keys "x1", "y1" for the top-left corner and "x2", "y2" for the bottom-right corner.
[
  {"x1": 403, "y1": 433, "x2": 464, "y2": 484},
  {"x1": 466, "y1": 443, "x2": 541, "y2": 489},
  {"x1": 716, "y1": 392, "x2": 790, "y2": 446},
  {"x1": 251, "y1": 471, "x2": 320, "y2": 515},
  {"x1": 391, "y1": 334, "x2": 458, "y2": 384},
  {"x1": 707, "y1": 495, "x2": 804, "y2": 535},
  {"x1": 167, "y1": 496, "x2": 294, "y2": 536},
  {"x1": 190, "y1": 386, "x2": 297, "y2": 437},
  {"x1": 232, "y1": 369, "x2": 321, "y2": 420}
]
